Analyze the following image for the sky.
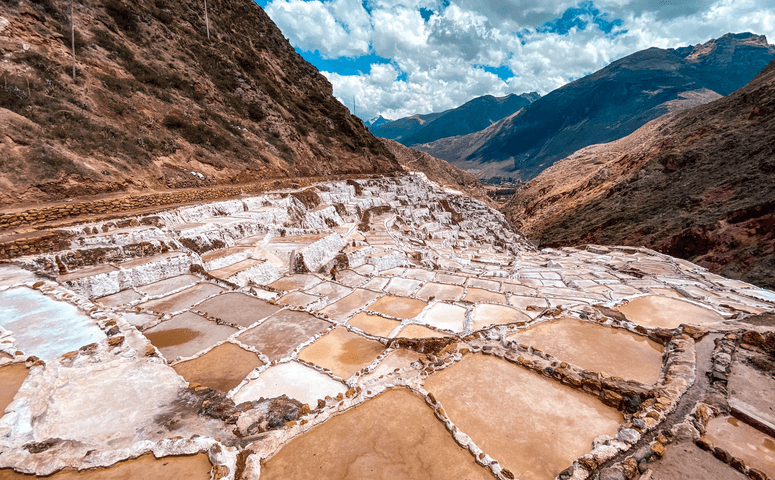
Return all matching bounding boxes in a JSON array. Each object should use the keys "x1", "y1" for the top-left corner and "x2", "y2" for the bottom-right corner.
[{"x1": 251, "y1": 0, "x2": 775, "y2": 121}]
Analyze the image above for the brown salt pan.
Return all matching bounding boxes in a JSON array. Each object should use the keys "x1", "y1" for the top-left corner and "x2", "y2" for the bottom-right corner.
[
  {"x1": 706, "y1": 416, "x2": 775, "y2": 477},
  {"x1": 297, "y1": 327, "x2": 385, "y2": 379},
  {"x1": 317, "y1": 289, "x2": 382, "y2": 322},
  {"x1": 508, "y1": 318, "x2": 664, "y2": 385},
  {"x1": 0, "y1": 364, "x2": 28, "y2": 418},
  {"x1": 172, "y1": 342, "x2": 263, "y2": 392},
  {"x1": 236, "y1": 310, "x2": 331, "y2": 361},
  {"x1": 425, "y1": 354, "x2": 622, "y2": 480},
  {"x1": 143, "y1": 312, "x2": 236, "y2": 360},
  {"x1": 415, "y1": 282, "x2": 465, "y2": 302},
  {"x1": 463, "y1": 288, "x2": 507, "y2": 304},
  {"x1": 0, "y1": 453, "x2": 212, "y2": 479},
  {"x1": 260, "y1": 388, "x2": 492, "y2": 480},
  {"x1": 617, "y1": 295, "x2": 724, "y2": 328},
  {"x1": 194, "y1": 293, "x2": 280, "y2": 328},
  {"x1": 367, "y1": 295, "x2": 427, "y2": 319},
  {"x1": 138, "y1": 283, "x2": 225, "y2": 314},
  {"x1": 347, "y1": 312, "x2": 400, "y2": 337}
]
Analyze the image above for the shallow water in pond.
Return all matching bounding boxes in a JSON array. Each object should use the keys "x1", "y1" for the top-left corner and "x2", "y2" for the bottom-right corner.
[
  {"x1": 143, "y1": 312, "x2": 236, "y2": 360},
  {"x1": 0, "y1": 288, "x2": 105, "y2": 360},
  {"x1": 706, "y1": 416, "x2": 775, "y2": 477},
  {"x1": 0, "y1": 364, "x2": 28, "y2": 418},
  {"x1": 367, "y1": 296, "x2": 427, "y2": 319},
  {"x1": 172, "y1": 342, "x2": 263, "y2": 392},
  {"x1": 0, "y1": 453, "x2": 212, "y2": 479},
  {"x1": 508, "y1": 318, "x2": 664, "y2": 385},
  {"x1": 297, "y1": 327, "x2": 385, "y2": 379},
  {"x1": 425, "y1": 354, "x2": 622, "y2": 480},
  {"x1": 617, "y1": 295, "x2": 723, "y2": 328},
  {"x1": 260, "y1": 388, "x2": 492, "y2": 480}
]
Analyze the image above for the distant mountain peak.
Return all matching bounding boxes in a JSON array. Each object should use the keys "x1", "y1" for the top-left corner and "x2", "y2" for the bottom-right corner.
[{"x1": 365, "y1": 116, "x2": 390, "y2": 128}]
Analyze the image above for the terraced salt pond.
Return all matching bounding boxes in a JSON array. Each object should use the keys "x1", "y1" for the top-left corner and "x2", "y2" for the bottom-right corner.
[
  {"x1": 143, "y1": 312, "x2": 236, "y2": 360},
  {"x1": 0, "y1": 453, "x2": 212, "y2": 479},
  {"x1": 1, "y1": 175, "x2": 774, "y2": 480},
  {"x1": 425, "y1": 354, "x2": 622, "y2": 480},
  {"x1": 260, "y1": 389, "x2": 492, "y2": 480},
  {"x1": 297, "y1": 327, "x2": 385, "y2": 379},
  {"x1": 509, "y1": 318, "x2": 664, "y2": 385},
  {"x1": 233, "y1": 360, "x2": 347, "y2": 406},
  {"x1": 617, "y1": 295, "x2": 724, "y2": 328},
  {"x1": 0, "y1": 288, "x2": 105, "y2": 360},
  {"x1": 367, "y1": 295, "x2": 427, "y2": 319},
  {"x1": 706, "y1": 416, "x2": 775, "y2": 477},
  {"x1": 0, "y1": 364, "x2": 28, "y2": 418},
  {"x1": 236, "y1": 310, "x2": 331, "y2": 361},
  {"x1": 172, "y1": 342, "x2": 263, "y2": 391}
]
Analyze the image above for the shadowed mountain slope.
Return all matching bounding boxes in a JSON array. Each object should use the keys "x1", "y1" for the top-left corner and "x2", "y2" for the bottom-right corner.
[
  {"x1": 503, "y1": 59, "x2": 775, "y2": 289},
  {"x1": 418, "y1": 33, "x2": 775, "y2": 181},
  {"x1": 370, "y1": 92, "x2": 539, "y2": 146},
  {"x1": 0, "y1": 0, "x2": 399, "y2": 207}
]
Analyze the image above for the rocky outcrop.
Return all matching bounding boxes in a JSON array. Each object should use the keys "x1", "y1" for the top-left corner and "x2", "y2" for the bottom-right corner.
[
  {"x1": 503, "y1": 59, "x2": 775, "y2": 290},
  {"x1": 0, "y1": 0, "x2": 399, "y2": 207},
  {"x1": 417, "y1": 33, "x2": 775, "y2": 181}
]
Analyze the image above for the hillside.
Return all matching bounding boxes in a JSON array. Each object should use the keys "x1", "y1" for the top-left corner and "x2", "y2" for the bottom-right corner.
[
  {"x1": 0, "y1": 0, "x2": 399, "y2": 207},
  {"x1": 379, "y1": 138, "x2": 492, "y2": 205},
  {"x1": 503, "y1": 59, "x2": 775, "y2": 289},
  {"x1": 418, "y1": 33, "x2": 775, "y2": 180},
  {"x1": 370, "y1": 92, "x2": 538, "y2": 146}
]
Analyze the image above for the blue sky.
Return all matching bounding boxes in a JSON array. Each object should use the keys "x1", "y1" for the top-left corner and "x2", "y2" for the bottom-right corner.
[{"x1": 253, "y1": 0, "x2": 775, "y2": 121}]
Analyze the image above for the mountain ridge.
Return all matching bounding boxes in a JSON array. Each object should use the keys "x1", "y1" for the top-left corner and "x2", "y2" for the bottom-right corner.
[
  {"x1": 370, "y1": 92, "x2": 539, "y2": 146},
  {"x1": 417, "y1": 32, "x2": 775, "y2": 180}
]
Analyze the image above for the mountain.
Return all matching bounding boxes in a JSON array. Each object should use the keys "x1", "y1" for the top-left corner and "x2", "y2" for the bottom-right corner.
[
  {"x1": 502, "y1": 59, "x2": 775, "y2": 290},
  {"x1": 365, "y1": 115, "x2": 389, "y2": 128},
  {"x1": 370, "y1": 92, "x2": 539, "y2": 145},
  {"x1": 417, "y1": 33, "x2": 775, "y2": 180},
  {"x1": 0, "y1": 0, "x2": 399, "y2": 207}
]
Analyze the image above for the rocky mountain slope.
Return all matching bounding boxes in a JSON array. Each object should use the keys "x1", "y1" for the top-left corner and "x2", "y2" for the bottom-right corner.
[
  {"x1": 418, "y1": 33, "x2": 775, "y2": 180},
  {"x1": 379, "y1": 138, "x2": 492, "y2": 205},
  {"x1": 503, "y1": 59, "x2": 775, "y2": 289},
  {"x1": 370, "y1": 92, "x2": 539, "y2": 146},
  {"x1": 0, "y1": 0, "x2": 400, "y2": 207}
]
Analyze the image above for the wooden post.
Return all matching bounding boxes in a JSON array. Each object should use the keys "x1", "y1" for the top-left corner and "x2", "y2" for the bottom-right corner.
[{"x1": 70, "y1": 0, "x2": 76, "y2": 80}]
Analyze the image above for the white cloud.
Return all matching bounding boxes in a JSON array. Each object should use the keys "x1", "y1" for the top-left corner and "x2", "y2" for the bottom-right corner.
[{"x1": 262, "y1": 0, "x2": 775, "y2": 120}]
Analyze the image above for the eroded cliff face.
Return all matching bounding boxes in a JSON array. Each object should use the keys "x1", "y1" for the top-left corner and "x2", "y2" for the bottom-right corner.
[
  {"x1": 0, "y1": 0, "x2": 400, "y2": 207},
  {"x1": 503, "y1": 60, "x2": 775, "y2": 290}
]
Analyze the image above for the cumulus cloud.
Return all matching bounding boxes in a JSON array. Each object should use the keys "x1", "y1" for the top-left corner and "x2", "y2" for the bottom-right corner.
[{"x1": 260, "y1": 0, "x2": 775, "y2": 120}]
